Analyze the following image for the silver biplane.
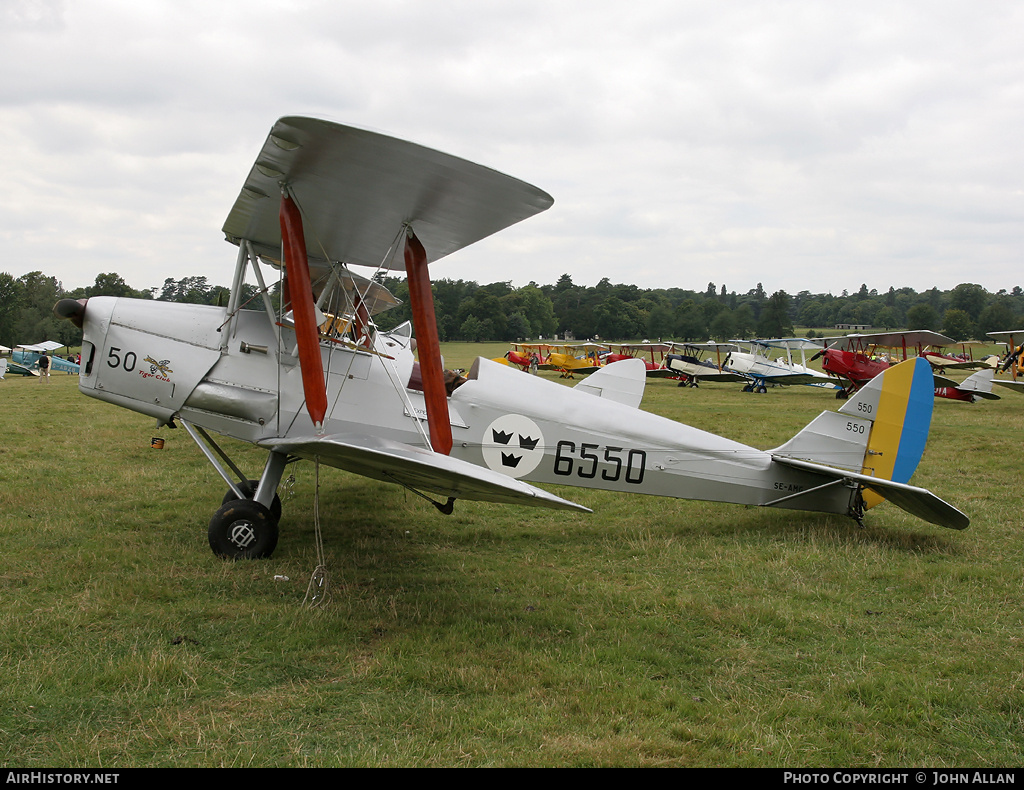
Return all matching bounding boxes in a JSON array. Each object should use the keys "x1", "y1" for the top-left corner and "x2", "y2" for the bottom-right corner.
[
  {"x1": 664, "y1": 342, "x2": 748, "y2": 387},
  {"x1": 54, "y1": 117, "x2": 967, "y2": 560},
  {"x1": 723, "y1": 338, "x2": 838, "y2": 393}
]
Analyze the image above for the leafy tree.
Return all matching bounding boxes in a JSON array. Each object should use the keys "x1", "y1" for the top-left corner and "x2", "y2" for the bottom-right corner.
[
  {"x1": 874, "y1": 306, "x2": 897, "y2": 330},
  {"x1": 942, "y1": 309, "x2": 974, "y2": 341},
  {"x1": 646, "y1": 303, "x2": 675, "y2": 340},
  {"x1": 709, "y1": 309, "x2": 736, "y2": 342},
  {"x1": 756, "y1": 291, "x2": 793, "y2": 338},
  {"x1": 515, "y1": 284, "x2": 557, "y2": 338},
  {"x1": 506, "y1": 312, "x2": 532, "y2": 340},
  {"x1": 947, "y1": 283, "x2": 988, "y2": 321},
  {"x1": 460, "y1": 315, "x2": 485, "y2": 342},
  {"x1": 732, "y1": 304, "x2": 756, "y2": 338},
  {"x1": 907, "y1": 303, "x2": 940, "y2": 331},
  {"x1": 594, "y1": 297, "x2": 642, "y2": 340},
  {"x1": 0, "y1": 272, "x2": 23, "y2": 349},
  {"x1": 15, "y1": 271, "x2": 65, "y2": 345},
  {"x1": 87, "y1": 272, "x2": 149, "y2": 299},
  {"x1": 977, "y1": 298, "x2": 1017, "y2": 337},
  {"x1": 674, "y1": 300, "x2": 706, "y2": 341}
]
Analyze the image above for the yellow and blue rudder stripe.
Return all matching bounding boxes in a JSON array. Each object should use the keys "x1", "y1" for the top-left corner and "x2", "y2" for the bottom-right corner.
[{"x1": 859, "y1": 357, "x2": 934, "y2": 509}]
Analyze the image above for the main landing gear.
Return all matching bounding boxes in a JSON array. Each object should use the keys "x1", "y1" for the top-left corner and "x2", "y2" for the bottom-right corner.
[{"x1": 182, "y1": 421, "x2": 289, "y2": 560}]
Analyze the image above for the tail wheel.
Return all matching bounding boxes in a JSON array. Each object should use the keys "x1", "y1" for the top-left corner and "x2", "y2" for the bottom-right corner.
[{"x1": 208, "y1": 499, "x2": 279, "y2": 560}]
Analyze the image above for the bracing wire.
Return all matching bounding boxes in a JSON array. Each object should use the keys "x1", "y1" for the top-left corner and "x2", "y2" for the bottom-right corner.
[{"x1": 303, "y1": 457, "x2": 331, "y2": 609}]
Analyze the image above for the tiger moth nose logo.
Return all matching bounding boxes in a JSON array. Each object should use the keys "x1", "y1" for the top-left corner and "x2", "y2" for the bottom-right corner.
[{"x1": 482, "y1": 415, "x2": 545, "y2": 477}]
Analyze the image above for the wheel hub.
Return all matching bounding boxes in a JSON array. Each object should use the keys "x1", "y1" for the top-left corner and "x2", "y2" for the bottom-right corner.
[{"x1": 228, "y1": 520, "x2": 258, "y2": 549}]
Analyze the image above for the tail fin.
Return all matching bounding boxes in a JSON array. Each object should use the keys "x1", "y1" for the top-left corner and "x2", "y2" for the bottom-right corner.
[
  {"x1": 573, "y1": 358, "x2": 646, "y2": 408},
  {"x1": 952, "y1": 367, "x2": 1000, "y2": 401},
  {"x1": 772, "y1": 357, "x2": 935, "y2": 501},
  {"x1": 770, "y1": 357, "x2": 967, "y2": 529},
  {"x1": 849, "y1": 357, "x2": 935, "y2": 488}
]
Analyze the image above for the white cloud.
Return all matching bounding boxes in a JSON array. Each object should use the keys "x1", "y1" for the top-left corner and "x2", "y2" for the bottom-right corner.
[{"x1": 1, "y1": 0, "x2": 1021, "y2": 296}]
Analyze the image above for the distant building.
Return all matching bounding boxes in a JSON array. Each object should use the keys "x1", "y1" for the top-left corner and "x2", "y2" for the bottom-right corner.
[{"x1": 834, "y1": 323, "x2": 871, "y2": 331}]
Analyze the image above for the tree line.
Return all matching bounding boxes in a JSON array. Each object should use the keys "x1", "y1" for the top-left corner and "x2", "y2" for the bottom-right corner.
[{"x1": 2, "y1": 269, "x2": 1022, "y2": 351}]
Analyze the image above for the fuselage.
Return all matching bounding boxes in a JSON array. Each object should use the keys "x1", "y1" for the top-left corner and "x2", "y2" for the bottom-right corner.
[
  {"x1": 75, "y1": 296, "x2": 858, "y2": 517},
  {"x1": 820, "y1": 348, "x2": 889, "y2": 387},
  {"x1": 726, "y1": 349, "x2": 832, "y2": 384}
]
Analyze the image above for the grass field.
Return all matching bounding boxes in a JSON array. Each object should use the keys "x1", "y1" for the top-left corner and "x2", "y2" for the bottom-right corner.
[{"x1": 1, "y1": 345, "x2": 1022, "y2": 767}]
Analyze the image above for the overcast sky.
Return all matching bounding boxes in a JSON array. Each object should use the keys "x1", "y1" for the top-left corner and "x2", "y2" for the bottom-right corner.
[{"x1": 2, "y1": 0, "x2": 1021, "y2": 298}]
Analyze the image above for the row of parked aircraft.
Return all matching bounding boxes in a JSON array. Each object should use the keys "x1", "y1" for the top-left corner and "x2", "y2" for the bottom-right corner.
[
  {"x1": 500, "y1": 331, "x2": 1018, "y2": 404},
  {"x1": 39, "y1": 116, "x2": 1021, "y2": 565}
]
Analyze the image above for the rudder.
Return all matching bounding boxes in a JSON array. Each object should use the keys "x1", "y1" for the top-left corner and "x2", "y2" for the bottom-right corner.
[{"x1": 841, "y1": 357, "x2": 934, "y2": 508}]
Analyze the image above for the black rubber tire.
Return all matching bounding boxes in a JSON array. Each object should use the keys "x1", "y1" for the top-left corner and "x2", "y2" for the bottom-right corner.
[
  {"x1": 222, "y1": 479, "x2": 282, "y2": 521},
  {"x1": 208, "y1": 499, "x2": 279, "y2": 560}
]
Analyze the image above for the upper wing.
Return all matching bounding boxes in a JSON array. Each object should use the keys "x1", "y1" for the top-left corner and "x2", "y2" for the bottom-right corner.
[
  {"x1": 259, "y1": 433, "x2": 589, "y2": 512},
  {"x1": 223, "y1": 116, "x2": 553, "y2": 271}
]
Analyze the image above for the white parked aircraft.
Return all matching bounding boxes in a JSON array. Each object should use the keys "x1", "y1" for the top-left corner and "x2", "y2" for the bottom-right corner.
[
  {"x1": 54, "y1": 117, "x2": 967, "y2": 560},
  {"x1": 724, "y1": 338, "x2": 837, "y2": 393}
]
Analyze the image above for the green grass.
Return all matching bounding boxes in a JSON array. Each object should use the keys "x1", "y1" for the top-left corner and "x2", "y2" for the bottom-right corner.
[{"x1": 0, "y1": 350, "x2": 1022, "y2": 767}]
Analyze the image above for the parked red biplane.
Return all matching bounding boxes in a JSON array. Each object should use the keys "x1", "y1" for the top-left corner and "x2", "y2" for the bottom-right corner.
[{"x1": 816, "y1": 331, "x2": 998, "y2": 402}]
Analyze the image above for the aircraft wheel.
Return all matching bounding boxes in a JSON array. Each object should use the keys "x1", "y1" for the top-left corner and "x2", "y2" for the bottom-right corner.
[
  {"x1": 742, "y1": 383, "x2": 754, "y2": 393},
  {"x1": 222, "y1": 479, "x2": 283, "y2": 521},
  {"x1": 756, "y1": 385, "x2": 768, "y2": 394},
  {"x1": 208, "y1": 499, "x2": 279, "y2": 560},
  {"x1": 835, "y1": 390, "x2": 849, "y2": 400}
]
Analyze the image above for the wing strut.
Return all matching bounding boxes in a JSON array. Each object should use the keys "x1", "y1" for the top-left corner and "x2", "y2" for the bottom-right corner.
[
  {"x1": 404, "y1": 227, "x2": 452, "y2": 455},
  {"x1": 280, "y1": 193, "x2": 329, "y2": 430}
]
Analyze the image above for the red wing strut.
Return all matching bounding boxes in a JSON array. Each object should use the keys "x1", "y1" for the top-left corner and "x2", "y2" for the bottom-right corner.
[
  {"x1": 404, "y1": 228, "x2": 453, "y2": 455},
  {"x1": 279, "y1": 193, "x2": 329, "y2": 430}
]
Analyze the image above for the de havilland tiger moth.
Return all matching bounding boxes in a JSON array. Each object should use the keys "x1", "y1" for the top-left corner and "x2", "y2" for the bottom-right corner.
[{"x1": 53, "y1": 116, "x2": 968, "y2": 560}]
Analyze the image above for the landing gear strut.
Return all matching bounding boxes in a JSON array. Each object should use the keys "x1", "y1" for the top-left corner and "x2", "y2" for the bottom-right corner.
[{"x1": 182, "y1": 421, "x2": 290, "y2": 559}]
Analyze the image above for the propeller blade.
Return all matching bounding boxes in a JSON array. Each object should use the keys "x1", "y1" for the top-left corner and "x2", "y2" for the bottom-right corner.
[
  {"x1": 404, "y1": 228, "x2": 452, "y2": 455},
  {"x1": 279, "y1": 194, "x2": 329, "y2": 430}
]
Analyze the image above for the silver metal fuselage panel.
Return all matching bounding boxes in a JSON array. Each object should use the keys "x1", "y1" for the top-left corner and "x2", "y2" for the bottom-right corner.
[{"x1": 76, "y1": 298, "x2": 853, "y2": 517}]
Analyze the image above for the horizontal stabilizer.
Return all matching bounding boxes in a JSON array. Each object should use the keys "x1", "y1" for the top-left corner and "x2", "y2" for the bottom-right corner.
[
  {"x1": 994, "y1": 378, "x2": 1024, "y2": 394},
  {"x1": 572, "y1": 358, "x2": 646, "y2": 407},
  {"x1": 955, "y1": 368, "x2": 1000, "y2": 400},
  {"x1": 771, "y1": 456, "x2": 968, "y2": 530},
  {"x1": 261, "y1": 433, "x2": 590, "y2": 513},
  {"x1": 932, "y1": 373, "x2": 960, "y2": 388}
]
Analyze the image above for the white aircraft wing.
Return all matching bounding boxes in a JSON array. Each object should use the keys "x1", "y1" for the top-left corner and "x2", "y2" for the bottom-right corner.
[
  {"x1": 260, "y1": 433, "x2": 590, "y2": 512},
  {"x1": 223, "y1": 116, "x2": 553, "y2": 272}
]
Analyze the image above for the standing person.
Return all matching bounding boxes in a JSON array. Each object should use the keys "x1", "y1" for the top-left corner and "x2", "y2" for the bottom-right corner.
[{"x1": 37, "y1": 350, "x2": 50, "y2": 383}]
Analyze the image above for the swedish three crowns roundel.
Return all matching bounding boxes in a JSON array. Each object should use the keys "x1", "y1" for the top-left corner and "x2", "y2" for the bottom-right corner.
[{"x1": 482, "y1": 415, "x2": 545, "y2": 478}]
